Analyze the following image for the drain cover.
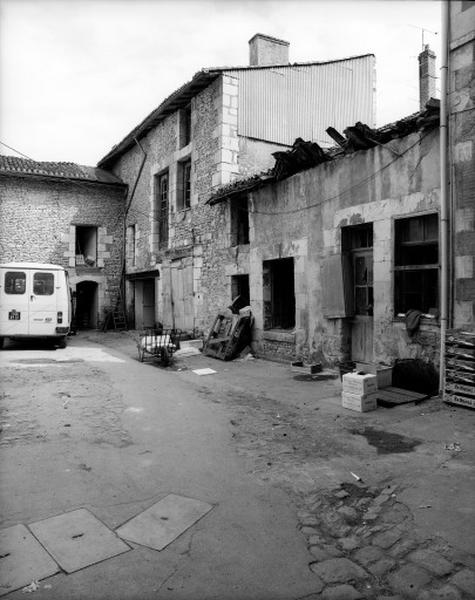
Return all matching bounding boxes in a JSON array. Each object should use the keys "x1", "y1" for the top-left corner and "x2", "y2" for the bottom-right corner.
[
  {"x1": 0, "y1": 524, "x2": 58, "y2": 596},
  {"x1": 116, "y1": 493, "x2": 214, "y2": 551},
  {"x1": 29, "y1": 509, "x2": 130, "y2": 573}
]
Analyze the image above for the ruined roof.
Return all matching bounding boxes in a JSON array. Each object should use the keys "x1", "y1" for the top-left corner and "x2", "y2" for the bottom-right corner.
[
  {"x1": 97, "y1": 53, "x2": 374, "y2": 169},
  {"x1": 208, "y1": 98, "x2": 440, "y2": 204},
  {"x1": 0, "y1": 155, "x2": 125, "y2": 186}
]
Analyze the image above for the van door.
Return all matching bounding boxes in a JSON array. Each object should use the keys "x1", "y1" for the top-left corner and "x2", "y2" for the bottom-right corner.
[
  {"x1": 0, "y1": 269, "x2": 29, "y2": 335},
  {"x1": 29, "y1": 270, "x2": 57, "y2": 335}
]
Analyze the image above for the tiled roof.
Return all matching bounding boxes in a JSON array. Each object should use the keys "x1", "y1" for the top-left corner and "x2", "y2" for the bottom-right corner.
[{"x1": 0, "y1": 155, "x2": 124, "y2": 185}]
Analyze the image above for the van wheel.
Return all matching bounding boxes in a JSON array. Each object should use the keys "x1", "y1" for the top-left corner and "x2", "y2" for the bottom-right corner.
[
  {"x1": 0, "y1": 337, "x2": 4, "y2": 349},
  {"x1": 57, "y1": 337, "x2": 67, "y2": 349}
]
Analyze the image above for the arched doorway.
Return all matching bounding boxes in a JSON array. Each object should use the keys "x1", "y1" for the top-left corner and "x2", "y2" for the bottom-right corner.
[{"x1": 74, "y1": 281, "x2": 98, "y2": 329}]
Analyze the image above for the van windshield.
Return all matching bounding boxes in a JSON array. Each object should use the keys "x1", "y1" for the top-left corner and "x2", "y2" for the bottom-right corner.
[{"x1": 33, "y1": 272, "x2": 54, "y2": 295}]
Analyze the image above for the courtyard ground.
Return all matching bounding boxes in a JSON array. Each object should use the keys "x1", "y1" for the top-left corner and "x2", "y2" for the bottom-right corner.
[{"x1": 0, "y1": 331, "x2": 474, "y2": 599}]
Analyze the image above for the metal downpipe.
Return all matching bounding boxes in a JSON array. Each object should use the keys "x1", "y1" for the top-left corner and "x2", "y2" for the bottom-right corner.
[{"x1": 439, "y1": 0, "x2": 450, "y2": 394}]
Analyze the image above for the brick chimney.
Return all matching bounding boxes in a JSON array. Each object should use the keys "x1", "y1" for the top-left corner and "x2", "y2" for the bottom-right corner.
[
  {"x1": 418, "y1": 44, "x2": 436, "y2": 109},
  {"x1": 249, "y1": 33, "x2": 289, "y2": 66}
]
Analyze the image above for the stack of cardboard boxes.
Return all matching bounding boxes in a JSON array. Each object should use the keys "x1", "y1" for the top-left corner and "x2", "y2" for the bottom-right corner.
[{"x1": 342, "y1": 372, "x2": 378, "y2": 412}]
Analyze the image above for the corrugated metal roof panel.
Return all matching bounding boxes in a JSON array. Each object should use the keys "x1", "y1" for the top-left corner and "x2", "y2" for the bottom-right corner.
[{"x1": 225, "y1": 55, "x2": 375, "y2": 147}]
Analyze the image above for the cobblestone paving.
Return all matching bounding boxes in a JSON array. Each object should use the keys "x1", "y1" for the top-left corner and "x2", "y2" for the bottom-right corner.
[{"x1": 295, "y1": 482, "x2": 475, "y2": 599}]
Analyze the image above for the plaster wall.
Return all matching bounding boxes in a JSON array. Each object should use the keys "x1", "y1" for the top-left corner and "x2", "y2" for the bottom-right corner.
[
  {"x1": 238, "y1": 137, "x2": 292, "y2": 177},
  {"x1": 243, "y1": 129, "x2": 441, "y2": 365}
]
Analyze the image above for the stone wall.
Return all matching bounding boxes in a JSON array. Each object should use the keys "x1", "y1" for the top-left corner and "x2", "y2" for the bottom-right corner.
[
  {"x1": 0, "y1": 174, "x2": 125, "y2": 324},
  {"x1": 107, "y1": 72, "x2": 289, "y2": 333},
  {"x1": 450, "y1": 1, "x2": 475, "y2": 328}
]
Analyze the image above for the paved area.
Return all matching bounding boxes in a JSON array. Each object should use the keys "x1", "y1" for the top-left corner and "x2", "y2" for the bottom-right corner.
[{"x1": 1, "y1": 331, "x2": 475, "y2": 599}]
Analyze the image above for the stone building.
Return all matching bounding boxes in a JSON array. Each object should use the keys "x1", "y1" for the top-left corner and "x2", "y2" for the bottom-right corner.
[
  {"x1": 98, "y1": 34, "x2": 376, "y2": 331},
  {"x1": 0, "y1": 156, "x2": 126, "y2": 329},
  {"x1": 448, "y1": 0, "x2": 475, "y2": 328},
  {"x1": 209, "y1": 102, "x2": 442, "y2": 368}
]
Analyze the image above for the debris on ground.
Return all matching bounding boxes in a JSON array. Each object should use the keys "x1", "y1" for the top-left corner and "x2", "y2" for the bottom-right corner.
[
  {"x1": 202, "y1": 305, "x2": 253, "y2": 361},
  {"x1": 192, "y1": 368, "x2": 217, "y2": 376},
  {"x1": 444, "y1": 442, "x2": 462, "y2": 452},
  {"x1": 291, "y1": 361, "x2": 322, "y2": 375},
  {"x1": 22, "y1": 581, "x2": 39, "y2": 593}
]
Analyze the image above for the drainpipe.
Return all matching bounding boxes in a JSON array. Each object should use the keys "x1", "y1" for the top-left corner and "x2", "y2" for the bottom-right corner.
[
  {"x1": 439, "y1": 0, "x2": 450, "y2": 394},
  {"x1": 121, "y1": 138, "x2": 147, "y2": 322}
]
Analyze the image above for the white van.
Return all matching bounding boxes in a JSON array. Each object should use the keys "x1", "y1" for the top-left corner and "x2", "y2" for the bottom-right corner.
[{"x1": 0, "y1": 263, "x2": 71, "y2": 348}]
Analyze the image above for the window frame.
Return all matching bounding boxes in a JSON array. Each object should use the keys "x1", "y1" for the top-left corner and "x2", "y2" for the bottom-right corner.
[
  {"x1": 262, "y1": 257, "x2": 295, "y2": 330},
  {"x1": 156, "y1": 170, "x2": 169, "y2": 248},
  {"x1": 230, "y1": 195, "x2": 250, "y2": 246},
  {"x1": 75, "y1": 225, "x2": 98, "y2": 267},
  {"x1": 176, "y1": 158, "x2": 191, "y2": 211},
  {"x1": 393, "y1": 212, "x2": 439, "y2": 316},
  {"x1": 33, "y1": 272, "x2": 54, "y2": 296},
  {"x1": 4, "y1": 271, "x2": 26, "y2": 295},
  {"x1": 126, "y1": 224, "x2": 137, "y2": 267},
  {"x1": 179, "y1": 104, "x2": 192, "y2": 148}
]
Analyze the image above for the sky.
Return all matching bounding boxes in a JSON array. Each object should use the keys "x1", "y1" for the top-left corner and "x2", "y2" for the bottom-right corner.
[{"x1": 0, "y1": 0, "x2": 442, "y2": 166}]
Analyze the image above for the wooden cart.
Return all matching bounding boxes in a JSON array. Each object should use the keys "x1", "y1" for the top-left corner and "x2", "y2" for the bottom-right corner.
[{"x1": 137, "y1": 328, "x2": 181, "y2": 366}]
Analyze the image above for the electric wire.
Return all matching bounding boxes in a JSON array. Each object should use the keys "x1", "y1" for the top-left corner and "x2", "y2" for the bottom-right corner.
[{"x1": 1, "y1": 128, "x2": 432, "y2": 226}]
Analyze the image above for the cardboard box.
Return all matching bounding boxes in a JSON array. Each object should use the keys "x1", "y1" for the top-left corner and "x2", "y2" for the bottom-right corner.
[
  {"x1": 354, "y1": 363, "x2": 392, "y2": 388},
  {"x1": 342, "y1": 372, "x2": 377, "y2": 395},
  {"x1": 342, "y1": 391, "x2": 378, "y2": 412}
]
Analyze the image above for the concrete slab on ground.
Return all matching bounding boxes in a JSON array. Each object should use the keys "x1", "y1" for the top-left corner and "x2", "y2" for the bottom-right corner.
[
  {"x1": 0, "y1": 524, "x2": 59, "y2": 596},
  {"x1": 116, "y1": 493, "x2": 214, "y2": 551},
  {"x1": 28, "y1": 509, "x2": 130, "y2": 573}
]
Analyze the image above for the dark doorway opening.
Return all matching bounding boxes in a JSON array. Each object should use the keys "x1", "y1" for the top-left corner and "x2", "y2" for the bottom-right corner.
[
  {"x1": 263, "y1": 258, "x2": 295, "y2": 330},
  {"x1": 75, "y1": 281, "x2": 98, "y2": 329}
]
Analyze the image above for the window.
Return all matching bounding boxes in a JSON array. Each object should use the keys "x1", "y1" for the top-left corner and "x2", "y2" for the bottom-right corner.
[
  {"x1": 156, "y1": 171, "x2": 169, "y2": 247},
  {"x1": 5, "y1": 271, "x2": 26, "y2": 294},
  {"x1": 75, "y1": 226, "x2": 97, "y2": 266},
  {"x1": 231, "y1": 274, "x2": 250, "y2": 307},
  {"x1": 33, "y1": 272, "x2": 54, "y2": 295},
  {"x1": 179, "y1": 104, "x2": 192, "y2": 148},
  {"x1": 231, "y1": 195, "x2": 250, "y2": 245},
  {"x1": 263, "y1": 258, "x2": 295, "y2": 330},
  {"x1": 126, "y1": 225, "x2": 136, "y2": 267},
  {"x1": 394, "y1": 213, "x2": 439, "y2": 314},
  {"x1": 177, "y1": 159, "x2": 191, "y2": 211}
]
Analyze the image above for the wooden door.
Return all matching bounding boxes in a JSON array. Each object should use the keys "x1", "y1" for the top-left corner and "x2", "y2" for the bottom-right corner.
[
  {"x1": 142, "y1": 279, "x2": 155, "y2": 329},
  {"x1": 351, "y1": 250, "x2": 374, "y2": 363},
  {"x1": 170, "y1": 262, "x2": 194, "y2": 331}
]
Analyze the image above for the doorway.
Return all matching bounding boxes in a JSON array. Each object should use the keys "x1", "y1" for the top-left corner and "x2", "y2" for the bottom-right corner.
[
  {"x1": 134, "y1": 278, "x2": 156, "y2": 329},
  {"x1": 343, "y1": 224, "x2": 374, "y2": 363},
  {"x1": 75, "y1": 281, "x2": 98, "y2": 329}
]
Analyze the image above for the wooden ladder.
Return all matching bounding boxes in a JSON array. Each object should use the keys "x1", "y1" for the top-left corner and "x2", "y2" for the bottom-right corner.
[{"x1": 106, "y1": 288, "x2": 128, "y2": 331}]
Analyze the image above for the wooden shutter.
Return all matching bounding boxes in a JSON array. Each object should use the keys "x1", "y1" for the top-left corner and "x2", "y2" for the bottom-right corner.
[{"x1": 321, "y1": 253, "x2": 354, "y2": 318}]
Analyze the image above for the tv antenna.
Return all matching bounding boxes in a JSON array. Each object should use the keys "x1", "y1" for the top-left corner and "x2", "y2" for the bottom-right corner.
[{"x1": 407, "y1": 25, "x2": 438, "y2": 50}]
